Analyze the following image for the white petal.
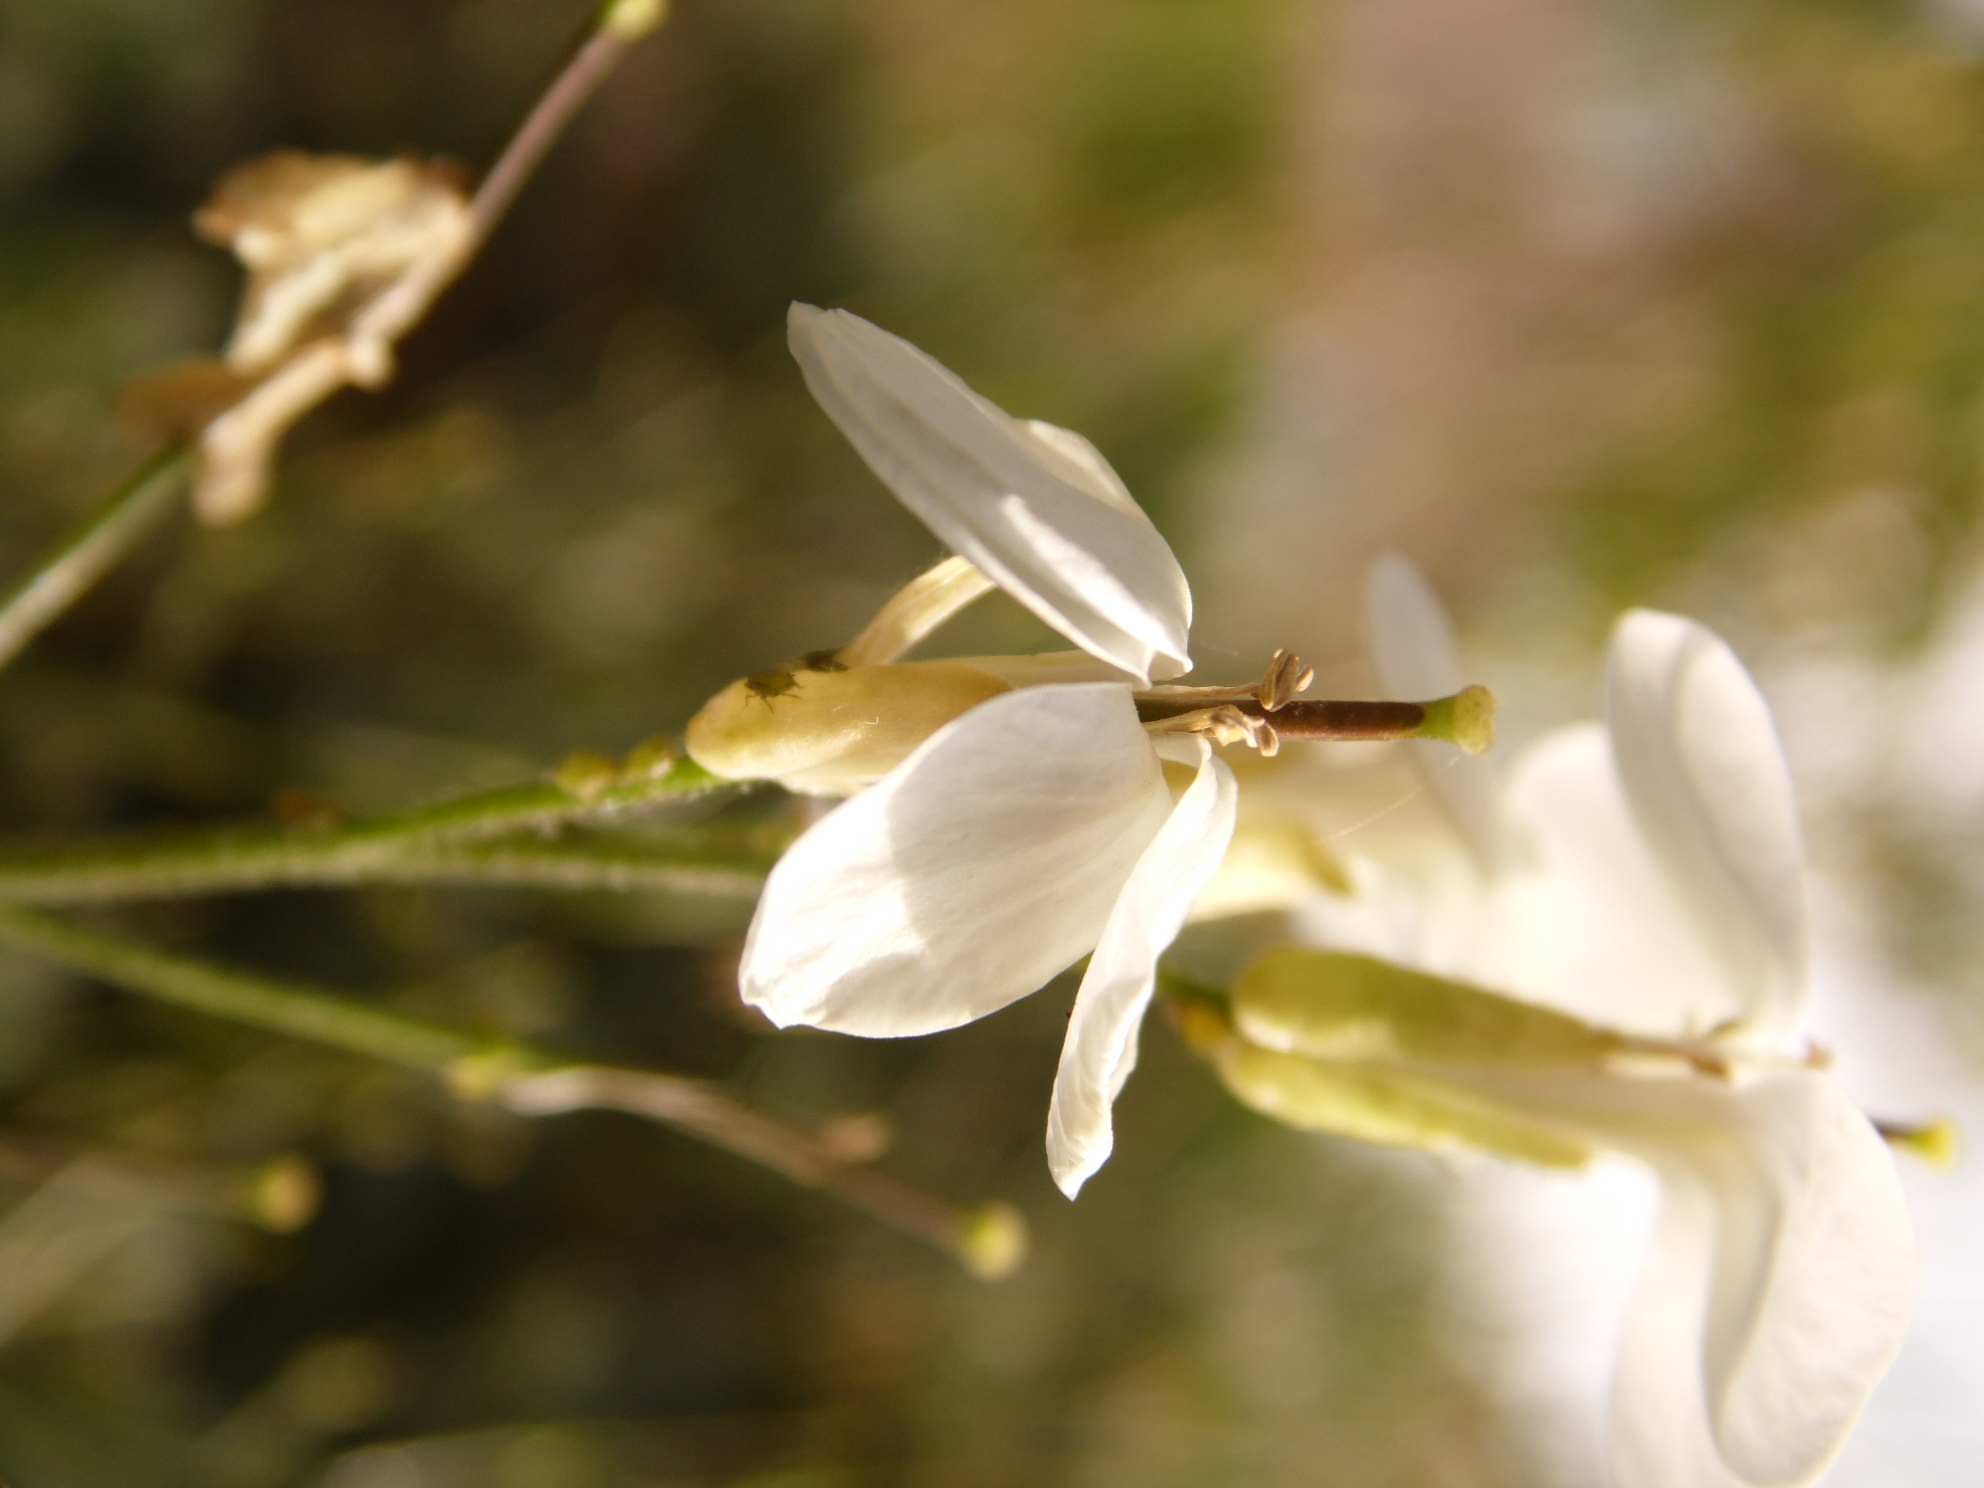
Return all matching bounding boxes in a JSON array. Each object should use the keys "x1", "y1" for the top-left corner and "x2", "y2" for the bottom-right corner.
[
  {"x1": 1046, "y1": 741, "x2": 1238, "y2": 1197},
  {"x1": 1454, "y1": 1068, "x2": 1915, "y2": 1488},
  {"x1": 1603, "y1": 1076, "x2": 1914, "y2": 1488},
  {"x1": 1604, "y1": 1148, "x2": 1745, "y2": 1488},
  {"x1": 1365, "y1": 554, "x2": 1503, "y2": 868},
  {"x1": 942, "y1": 650, "x2": 1140, "y2": 688},
  {"x1": 739, "y1": 684, "x2": 1173, "y2": 1037},
  {"x1": 1606, "y1": 611, "x2": 1810, "y2": 1042},
  {"x1": 788, "y1": 304, "x2": 1193, "y2": 684},
  {"x1": 1485, "y1": 725, "x2": 1747, "y2": 1037},
  {"x1": 1695, "y1": 1075, "x2": 1915, "y2": 1485}
]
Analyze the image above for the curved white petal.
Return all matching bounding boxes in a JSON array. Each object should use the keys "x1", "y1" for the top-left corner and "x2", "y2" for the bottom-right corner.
[
  {"x1": 1365, "y1": 553, "x2": 1503, "y2": 869},
  {"x1": 788, "y1": 304, "x2": 1193, "y2": 684},
  {"x1": 740, "y1": 683, "x2": 1173, "y2": 1037},
  {"x1": 1451, "y1": 1068, "x2": 1915, "y2": 1488},
  {"x1": 1046, "y1": 742, "x2": 1239, "y2": 1197},
  {"x1": 1606, "y1": 612, "x2": 1810, "y2": 1042},
  {"x1": 1694, "y1": 1075, "x2": 1915, "y2": 1486}
]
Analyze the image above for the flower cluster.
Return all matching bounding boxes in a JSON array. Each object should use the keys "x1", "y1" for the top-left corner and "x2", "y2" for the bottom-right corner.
[
  {"x1": 685, "y1": 305, "x2": 1917, "y2": 1486},
  {"x1": 1184, "y1": 555, "x2": 1916, "y2": 1488}
]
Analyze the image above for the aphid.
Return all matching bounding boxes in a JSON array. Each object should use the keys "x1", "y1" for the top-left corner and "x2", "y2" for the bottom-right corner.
[
  {"x1": 744, "y1": 668, "x2": 799, "y2": 706},
  {"x1": 742, "y1": 650, "x2": 849, "y2": 708}
]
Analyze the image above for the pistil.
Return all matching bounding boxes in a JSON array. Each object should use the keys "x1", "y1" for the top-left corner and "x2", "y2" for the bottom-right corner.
[{"x1": 1133, "y1": 647, "x2": 1495, "y2": 755}]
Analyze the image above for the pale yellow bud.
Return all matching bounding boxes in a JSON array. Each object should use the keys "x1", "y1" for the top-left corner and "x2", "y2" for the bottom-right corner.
[
  {"x1": 245, "y1": 1154, "x2": 324, "y2": 1233},
  {"x1": 956, "y1": 1201, "x2": 1029, "y2": 1280},
  {"x1": 685, "y1": 660, "x2": 1010, "y2": 795},
  {"x1": 601, "y1": 0, "x2": 667, "y2": 38},
  {"x1": 1211, "y1": 1040, "x2": 1594, "y2": 1169},
  {"x1": 1233, "y1": 948, "x2": 1623, "y2": 1067}
]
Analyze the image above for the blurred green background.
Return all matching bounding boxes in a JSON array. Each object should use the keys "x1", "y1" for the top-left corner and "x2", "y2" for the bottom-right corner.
[{"x1": 2, "y1": 0, "x2": 1982, "y2": 1484}]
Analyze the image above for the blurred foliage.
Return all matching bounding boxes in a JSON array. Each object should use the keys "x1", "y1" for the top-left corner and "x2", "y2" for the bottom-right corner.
[{"x1": 1, "y1": 0, "x2": 1982, "y2": 1485}]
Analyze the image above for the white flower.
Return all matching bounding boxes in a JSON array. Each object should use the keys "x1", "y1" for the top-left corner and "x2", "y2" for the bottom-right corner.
[
  {"x1": 695, "y1": 306, "x2": 1237, "y2": 1196},
  {"x1": 1191, "y1": 557, "x2": 1916, "y2": 1488}
]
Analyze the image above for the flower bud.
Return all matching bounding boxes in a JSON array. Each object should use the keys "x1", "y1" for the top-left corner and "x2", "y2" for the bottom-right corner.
[
  {"x1": 1232, "y1": 947, "x2": 1622, "y2": 1067},
  {"x1": 956, "y1": 1201, "x2": 1029, "y2": 1280},
  {"x1": 685, "y1": 660, "x2": 1010, "y2": 795},
  {"x1": 1211, "y1": 1037, "x2": 1593, "y2": 1168}
]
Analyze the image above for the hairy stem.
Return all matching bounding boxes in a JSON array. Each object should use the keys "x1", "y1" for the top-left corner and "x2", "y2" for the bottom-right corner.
[{"x1": 0, "y1": 757, "x2": 760, "y2": 904}]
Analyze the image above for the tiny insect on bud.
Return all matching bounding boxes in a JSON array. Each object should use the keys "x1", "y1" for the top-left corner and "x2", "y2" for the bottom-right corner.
[{"x1": 685, "y1": 659, "x2": 1011, "y2": 795}]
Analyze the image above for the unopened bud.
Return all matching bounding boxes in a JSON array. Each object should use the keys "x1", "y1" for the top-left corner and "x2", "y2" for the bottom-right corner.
[
  {"x1": 1209, "y1": 1040, "x2": 1593, "y2": 1169},
  {"x1": 621, "y1": 735, "x2": 678, "y2": 780},
  {"x1": 552, "y1": 748, "x2": 619, "y2": 799},
  {"x1": 445, "y1": 1047, "x2": 540, "y2": 1101},
  {"x1": 602, "y1": 0, "x2": 667, "y2": 38},
  {"x1": 956, "y1": 1201, "x2": 1028, "y2": 1280},
  {"x1": 1415, "y1": 684, "x2": 1496, "y2": 755},
  {"x1": 1232, "y1": 947, "x2": 1620, "y2": 1067},
  {"x1": 685, "y1": 659, "x2": 1009, "y2": 796},
  {"x1": 246, "y1": 1154, "x2": 323, "y2": 1233}
]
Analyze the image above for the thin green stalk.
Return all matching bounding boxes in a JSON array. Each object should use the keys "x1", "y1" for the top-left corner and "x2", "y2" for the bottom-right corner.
[
  {"x1": 0, "y1": 444, "x2": 189, "y2": 674},
  {"x1": 0, "y1": 901, "x2": 480, "y2": 1069},
  {"x1": 0, "y1": 902, "x2": 1021, "y2": 1273},
  {"x1": 0, "y1": 757, "x2": 767, "y2": 904}
]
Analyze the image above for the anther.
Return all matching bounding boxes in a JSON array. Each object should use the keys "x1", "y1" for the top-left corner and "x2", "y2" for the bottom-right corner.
[
  {"x1": 1258, "y1": 648, "x2": 1313, "y2": 712},
  {"x1": 1145, "y1": 704, "x2": 1270, "y2": 751}
]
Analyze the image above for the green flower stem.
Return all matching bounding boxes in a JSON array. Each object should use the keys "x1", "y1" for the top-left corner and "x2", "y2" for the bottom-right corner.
[
  {"x1": 0, "y1": 444, "x2": 189, "y2": 675},
  {"x1": 0, "y1": 902, "x2": 481, "y2": 1068},
  {"x1": 0, "y1": 902, "x2": 1019, "y2": 1274},
  {"x1": 0, "y1": 758, "x2": 767, "y2": 904}
]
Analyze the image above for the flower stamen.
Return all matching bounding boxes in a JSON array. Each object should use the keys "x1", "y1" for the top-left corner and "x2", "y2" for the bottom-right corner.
[
  {"x1": 1258, "y1": 647, "x2": 1316, "y2": 712},
  {"x1": 1144, "y1": 704, "x2": 1280, "y2": 755}
]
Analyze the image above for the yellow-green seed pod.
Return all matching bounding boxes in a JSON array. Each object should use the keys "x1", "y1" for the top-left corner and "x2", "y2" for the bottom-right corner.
[
  {"x1": 1233, "y1": 947, "x2": 1624, "y2": 1067},
  {"x1": 1210, "y1": 1040, "x2": 1594, "y2": 1169},
  {"x1": 685, "y1": 660, "x2": 1011, "y2": 795}
]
